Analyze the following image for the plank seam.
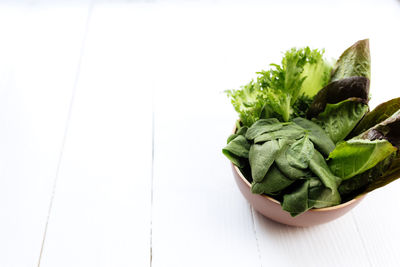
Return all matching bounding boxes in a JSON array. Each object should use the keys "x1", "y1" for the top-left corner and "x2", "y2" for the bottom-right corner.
[
  {"x1": 250, "y1": 206, "x2": 263, "y2": 267},
  {"x1": 36, "y1": 3, "x2": 94, "y2": 266},
  {"x1": 351, "y1": 211, "x2": 373, "y2": 267},
  {"x1": 150, "y1": 77, "x2": 155, "y2": 267}
]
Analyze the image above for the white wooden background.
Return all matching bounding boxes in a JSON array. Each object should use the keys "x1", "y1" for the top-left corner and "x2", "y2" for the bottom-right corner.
[{"x1": 1, "y1": 0, "x2": 400, "y2": 266}]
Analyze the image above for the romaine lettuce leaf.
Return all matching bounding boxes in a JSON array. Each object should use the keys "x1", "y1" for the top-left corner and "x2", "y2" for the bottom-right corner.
[
  {"x1": 328, "y1": 139, "x2": 396, "y2": 180},
  {"x1": 350, "y1": 97, "x2": 400, "y2": 138},
  {"x1": 331, "y1": 39, "x2": 371, "y2": 82},
  {"x1": 314, "y1": 100, "x2": 369, "y2": 143}
]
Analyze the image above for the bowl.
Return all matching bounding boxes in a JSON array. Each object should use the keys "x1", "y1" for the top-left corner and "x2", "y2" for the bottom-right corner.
[{"x1": 232, "y1": 163, "x2": 365, "y2": 227}]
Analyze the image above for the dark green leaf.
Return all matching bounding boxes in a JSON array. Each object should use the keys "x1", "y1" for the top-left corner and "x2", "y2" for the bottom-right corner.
[
  {"x1": 309, "y1": 149, "x2": 341, "y2": 191},
  {"x1": 328, "y1": 139, "x2": 397, "y2": 180},
  {"x1": 308, "y1": 178, "x2": 341, "y2": 209},
  {"x1": 331, "y1": 39, "x2": 371, "y2": 82},
  {"x1": 307, "y1": 76, "x2": 370, "y2": 119},
  {"x1": 251, "y1": 165, "x2": 294, "y2": 195},
  {"x1": 254, "y1": 123, "x2": 305, "y2": 143},
  {"x1": 358, "y1": 110, "x2": 400, "y2": 148},
  {"x1": 249, "y1": 140, "x2": 281, "y2": 182},
  {"x1": 245, "y1": 118, "x2": 283, "y2": 140},
  {"x1": 222, "y1": 135, "x2": 251, "y2": 168},
  {"x1": 226, "y1": 126, "x2": 248, "y2": 144},
  {"x1": 314, "y1": 101, "x2": 369, "y2": 143},
  {"x1": 350, "y1": 98, "x2": 400, "y2": 138},
  {"x1": 275, "y1": 139, "x2": 310, "y2": 179},
  {"x1": 286, "y1": 135, "x2": 314, "y2": 169},
  {"x1": 282, "y1": 180, "x2": 310, "y2": 217},
  {"x1": 292, "y1": 117, "x2": 335, "y2": 156}
]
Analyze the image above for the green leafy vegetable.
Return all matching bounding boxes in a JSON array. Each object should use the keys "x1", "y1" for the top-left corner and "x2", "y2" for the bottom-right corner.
[
  {"x1": 245, "y1": 118, "x2": 283, "y2": 140},
  {"x1": 328, "y1": 139, "x2": 397, "y2": 180},
  {"x1": 350, "y1": 97, "x2": 400, "y2": 137},
  {"x1": 286, "y1": 135, "x2": 314, "y2": 169},
  {"x1": 282, "y1": 180, "x2": 310, "y2": 216},
  {"x1": 308, "y1": 177, "x2": 341, "y2": 208},
  {"x1": 292, "y1": 117, "x2": 335, "y2": 156},
  {"x1": 309, "y1": 149, "x2": 341, "y2": 191},
  {"x1": 226, "y1": 47, "x2": 331, "y2": 125},
  {"x1": 315, "y1": 100, "x2": 369, "y2": 143},
  {"x1": 251, "y1": 165, "x2": 294, "y2": 195},
  {"x1": 249, "y1": 140, "x2": 281, "y2": 182},
  {"x1": 254, "y1": 123, "x2": 305, "y2": 143},
  {"x1": 275, "y1": 139, "x2": 310, "y2": 180},
  {"x1": 226, "y1": 126, "x2": 248, "y2": 143},
  {"x1": 222, "y1": 135, "x2": 250, "y2": 168},
  {"x1": 331, "y1": 39, "x2": 371, "y2": 82},
  {"x1": 307, "y1": 76, "x2": 370, "y2": 119}
]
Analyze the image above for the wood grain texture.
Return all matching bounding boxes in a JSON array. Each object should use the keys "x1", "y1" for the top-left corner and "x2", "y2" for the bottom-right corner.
[
  {"x1": 0, "y1": 6, "x2": 90, "y2": 267},
  {"x1": 39, "y1": 5, "x2": 153, "y2": 267}
]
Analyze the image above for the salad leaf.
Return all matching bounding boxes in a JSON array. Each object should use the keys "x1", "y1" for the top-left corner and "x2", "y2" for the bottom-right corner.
[
  {"x1": 350, "y1": 97, "x2": 400, "y2": 137},
  {"x1": 307, "y1": 76, "x2": 370, "y2": 119},
  {"x1": 359, "y1": 109, "x2": 400, "y2": 148},
  {"x1": 222, "y1": 135, "x2": 250, "y2": 168},
  {"x1": 249, "y1": 140, "x2": 281, "y2": 182},
  {"x1": 286, "y1": 135, "x2": 314, "y2": 169},
  {"x1": 245, "y1": 118, "x2": 283, "y2": 140},
  {"x1": 254, "y1": 123, "x2": 305, "y2": 143},
  {"x1": 282, "y1": 180, "x2": 310, "y2": 217},
  {"x1": 275, "y1": 139, "x2": 311, "y2": 179},
  {"x1": 251, "y1": 165, "x2": 294, "y2": 195},
  {"x1": 331, "y1": 39, "x2": 371, "y2": 82},
  {"x1": 328, "y1": 139, "x2": 396, "y2": 180},
  {"x1": 227, "y1": 126, "x2": 248, "y2": 143},
  {"x1": 308, "y1": 177, "x2": 341, "y2": 208},
  {"x1": 292, "y1": 117, "x2": 335, "y2": 156},
  {"x1": 338, "y1": 152, "x2": 395, "y2": 198},
  {"x1": 315, "y1": 100, "x2": 369, "y2": 143},
  {"x1": 226, "y1": 47, "x2": 331, "y2": 124},
  {"x1": 309, "y1": 149, "x2": 341, "y2": 191}
]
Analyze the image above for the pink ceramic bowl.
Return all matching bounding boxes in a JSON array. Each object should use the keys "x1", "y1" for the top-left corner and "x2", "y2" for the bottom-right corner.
[{"x1": 232, "y1": 164, "x2": 365, "y2": 227}]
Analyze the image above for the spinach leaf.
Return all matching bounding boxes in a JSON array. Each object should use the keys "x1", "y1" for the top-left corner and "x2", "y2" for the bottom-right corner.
[
  {"x1": 282, "y1": 180, "x2": 310, "y2": 217},
  {"x1": 293, "y1": 117, "x2": 335, "y2": 156},
  {"x1": 309, "y1": 149, "x2": 341, "y2": 191},
  {"x1": 222, "y1": 135, "x2": 251, "y2": 168},
  {"x1": 308, "y1": 178, "x2": 341, "y2": 209},
  {"x1": 315, "y1": 100, "x2": 369, "y2": 143},
  {"x1": 331, "y1": 39, "x2": 370, "y2": 82},
  {"x1": 251, "y1": 165, "x2": 294, "y2": 195},
  {"x1": 249, "y1": 140, "x2": 281, "y2": 182},
  {"x1": 350, "y1": 98, "x2": 400, "y2": 137},
  {"x1": 307, "y1": 76, "x2": 370, "y2": 119},
  {"x1": 275, "y1": 139, "x2": 310, "y2": 179},
  {"x1": 328, "y1": 139, "x2": 397, "y2": 180},
  {"x1": 245, "y1": 118, "x2": 283, "y2": 140},
  {"x1": 286, "y1": 135, "x2": 314, "y2": 169},
  {"x1": 226, "y1": 126, "x2": 248, "y2": 143},
  {"x1": 254, "y1": 123, "x2": 305, "y2": 143}
]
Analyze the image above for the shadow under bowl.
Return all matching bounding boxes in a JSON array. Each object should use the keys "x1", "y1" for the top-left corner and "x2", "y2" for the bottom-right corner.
[{"x1": 232, "y1": 163, "x2": 365, "y2": 227}]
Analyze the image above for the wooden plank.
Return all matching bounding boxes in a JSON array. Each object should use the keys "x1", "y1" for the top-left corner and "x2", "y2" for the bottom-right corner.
[
  {"x1": 39, "y1": 5, "x2": 153, "y2": 267},
  {"x1": 150, "y1": 7, "x2": 268, "y2": 267},
  {"x1": 0, "y1": 6, "x2": 90, "y2": 267}
]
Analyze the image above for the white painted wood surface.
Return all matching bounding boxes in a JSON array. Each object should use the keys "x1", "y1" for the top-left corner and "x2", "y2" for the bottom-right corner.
[
  {"x1": 0, "y1": 6, "x2": 90, "y2": 267},
  {"x1": 0, "y1": 1, "x2": 400, "y2": 267}
]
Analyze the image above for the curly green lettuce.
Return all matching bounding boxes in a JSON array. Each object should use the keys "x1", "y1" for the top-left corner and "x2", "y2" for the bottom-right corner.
[{"x1": 226, "y1": 47, "x2": 332, "y2": 126}]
